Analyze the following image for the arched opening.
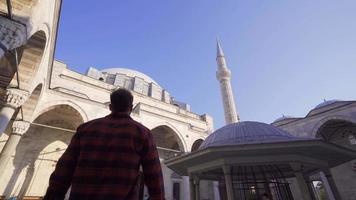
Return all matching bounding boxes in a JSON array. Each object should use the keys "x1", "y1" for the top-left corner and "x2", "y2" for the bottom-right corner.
[
  {"x1": 8, "y1": 31, "x2": 46, "y2": 90},
  {"x1": 150, "y1": 125, "x2": 185, "y2": 199},
  {"x1": 151, "y1": 125, "x2": 184, "y2": 155},
  {"x1": 191, "y1": 139, "x2": 204, "y2": 152},
  {"x1": 32, "y1": 104, "x2": 84, "y2": 130},
  {"x1": 3, "y1": 104, "x2": 84, "y2": 199},
  {"x1": 316, "y1": 119, "x2": 356, "y2": 199},
  {"x1": 20, "y1": 84, "x2": 43, "y2": 122},
  {"x1": 316, "y1": 119, "x2": 356, "y2": 151}
]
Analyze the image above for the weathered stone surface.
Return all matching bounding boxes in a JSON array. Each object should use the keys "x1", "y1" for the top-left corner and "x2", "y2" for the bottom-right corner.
[
  {"x1": 0, "y1": 16, "x2": 26, "y2": 58},
  {"x1": 3, "y1": 88, "x2": 29, "y2": 108}
]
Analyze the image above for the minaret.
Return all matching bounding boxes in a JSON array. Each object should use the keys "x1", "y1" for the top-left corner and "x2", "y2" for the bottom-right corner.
[{"x1": 216, "y1": 39, "x2": 240, "y2": 124}]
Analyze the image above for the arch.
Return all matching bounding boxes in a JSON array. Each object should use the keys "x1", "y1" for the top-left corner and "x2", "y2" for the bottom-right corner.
[
  {"x1": 9, "y1": 30, "x2": 47, "y2": 91},
  {"x1": 33, "y1": 104, "x2": 85, "y2": 131},
  {"x1": 191, "y1": 139, "x2": 204, "y2": 152},
  {"x1": 311, "y1": 115, "x2": 356, "y2": 138},
  {"x1": 32, "y1": 100, "x2": 88, "y2": 123},
  {"x1": 149, "y1": 122, "x2": 187, "y2": 152},
  {"x1": 7, "y1": 102, "x2": 84, "y2": 198},
  {"x1": 20, "y1": 83, "x2": 43, "y2": 121},
  {"x1": 33, "y1": 23, "x2": 51, "y2": 45},
  {"x1": 312, "y1": 115, "x2": 356, "y2": 152}
]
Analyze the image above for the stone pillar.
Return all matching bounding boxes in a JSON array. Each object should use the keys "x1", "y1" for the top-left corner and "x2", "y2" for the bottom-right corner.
[
  {"x1": 194, "y1": 177, "x2": 200, "y2": 200},
  {"x1": 189, "y1": 177, "x2": 196, "y2": 200},
  {"x1": 322, "y1": 169, "x2": 342, "y2": 200},
  {"x1": 0, "y1": 120, "x2": 30, "y2": 179},
  {"x1": 0, "y1": 16, "x2": 27, "y2": 58},
  {"x1": 0, "y1": 88, "x2": 29, "y2": 135},
  {"x1": 213, "y1": 181, "x2": 221, "y2": 200},
  {"x1": 183, "y1": 176, "x2": 190, "y2": 200},
  {"x1": 222, "y1": 165, "x2": 234, "y2": 200},
  {"x1": 294, "y1": 171, "x2": 313, "y2": 200},
  {"x1": 304, "y1": 175, "x2": 317, "y2": 200},
  {"x1": 319, "y1": 172, "x2": 335, "y2": 200}
]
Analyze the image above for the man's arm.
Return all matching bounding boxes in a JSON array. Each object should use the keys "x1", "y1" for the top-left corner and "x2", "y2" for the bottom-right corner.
[
  {"x1": 43, "y1": 131, "x2": 81, "y2": 200},
  {"x1": 141, "y1": 129, "x2": 165, "y2": 200}
]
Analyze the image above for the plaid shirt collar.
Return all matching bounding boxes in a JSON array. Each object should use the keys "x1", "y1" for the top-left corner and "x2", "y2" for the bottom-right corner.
[{"x1": 108, "y1": 112, "x2": 131, "y2": 119}]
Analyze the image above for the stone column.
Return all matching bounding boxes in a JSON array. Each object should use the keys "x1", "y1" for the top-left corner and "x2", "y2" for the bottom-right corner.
[
  {"x1": 319, "y1": 172, "x2": 335, "y2": 200},
  {"x1": 222, "y1": 165, "x2": 234, "y2": 200},
  {"x1": 0, "y1": 16, "x2": 27, "y2": 58},
  {"x1": 194, "y1": 177, "x2": 200, "y2": 200},
  {"x1": 322, "y1": 169, "x2": 342, "y2": 200},
  {"x1": 291, "y1": 163, "x2": 314, "y2": 200},
  {"x1": 294, "y1": 171, "x2": 313, "y2": 200},
  {"x1": 304, "y1": 175, "x2": 317, "y2": 200},
  {"x1": 189, "y1": 177, "x2": 196, "y2": 200},
  {"x1": 0, "y1": 120, "x2": 30, "y2": 179},
  {"x1": 0, "y1": 88, "x2": 29, "y2": 135},
  {"x1": 213, "y1": 181, "x2": 221, "y2": 200},
  {"x1": 183, "y1": 176, "x2": 191, "y2": 200}
]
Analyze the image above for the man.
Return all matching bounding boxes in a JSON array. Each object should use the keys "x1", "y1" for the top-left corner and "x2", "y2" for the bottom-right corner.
[{"x1": 44, "y1": 89, "x2": 165, "y2": 200}]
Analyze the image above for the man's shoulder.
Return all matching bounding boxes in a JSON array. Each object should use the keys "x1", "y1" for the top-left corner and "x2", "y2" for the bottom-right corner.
[
  {"x1": 76, "y1": 117, "x2": 107, "y2": 132},
  {"x1": 130, "y1": 118, "x2": 150, "y2": 134}
]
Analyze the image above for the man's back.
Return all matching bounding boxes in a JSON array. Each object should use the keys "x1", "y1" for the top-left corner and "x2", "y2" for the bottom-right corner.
[{"x1": 44, "y1": 113, "x2": 165, "y2": 200}]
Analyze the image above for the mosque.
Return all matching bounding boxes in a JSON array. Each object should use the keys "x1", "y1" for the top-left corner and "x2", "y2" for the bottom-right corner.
[{"x1": 0, "y1": 1, "x2": 355, "y2": 200}]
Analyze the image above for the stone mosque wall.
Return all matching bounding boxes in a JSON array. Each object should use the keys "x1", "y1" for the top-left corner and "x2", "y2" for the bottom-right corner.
[
  {"x1": 1, "y1": 1, "x2": 356, "y2": 200},
  {"x1": 272, "y1": 101, "x2": 356, "y2": 200}
]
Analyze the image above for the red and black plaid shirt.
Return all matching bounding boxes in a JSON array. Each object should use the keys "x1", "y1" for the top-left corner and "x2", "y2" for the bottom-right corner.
[{"x1": 44, "y1": 113, "x2": 165, "y2": 200}]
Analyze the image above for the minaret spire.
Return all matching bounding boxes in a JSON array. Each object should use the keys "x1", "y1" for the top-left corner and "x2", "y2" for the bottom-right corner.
[
  {"x1": 216, "y1": 39, "x2": 240, "y2": 124},
  {"x1": 217, "y1": 39, "x2": 225, "y2": 57}
]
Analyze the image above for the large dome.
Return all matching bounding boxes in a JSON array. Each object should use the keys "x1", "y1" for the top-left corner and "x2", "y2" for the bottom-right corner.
[
  {"x1": 101, "y1": 68, "x2": 160, "y2": 86},
  {"x1": 200, "y1": 121, "x2": 314, "y2": 149}
]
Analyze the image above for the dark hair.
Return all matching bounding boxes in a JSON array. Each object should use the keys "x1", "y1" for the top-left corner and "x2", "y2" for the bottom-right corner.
[{"x1": 110, "y1": 88, "x2": 133, "y2": 112}]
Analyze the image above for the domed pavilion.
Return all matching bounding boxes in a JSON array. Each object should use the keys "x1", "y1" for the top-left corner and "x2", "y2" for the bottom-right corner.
[{"x1": 166, "y1": 121, "x2": 356, "y2": 200}]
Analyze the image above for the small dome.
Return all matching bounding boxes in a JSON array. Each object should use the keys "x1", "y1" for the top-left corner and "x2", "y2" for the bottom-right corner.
[
  {"x1": 199, "y1": 121, "x2": 313, "y2": 149},
  {"x1": 273, "y1": 115, "x2": 295, "y2": 123},
  {"x1": 101, "y1": 68, "x2": 160, "y2": 87},
  {"x1": 313, "y1": 99, "x2": 340, "y2": 110}
]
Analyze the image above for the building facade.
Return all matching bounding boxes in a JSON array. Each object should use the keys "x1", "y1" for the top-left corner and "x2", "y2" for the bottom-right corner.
[
  {"x1": 0, "y1": 1, "x2": 213, "y2": 199},
  {"x1": 272, "y1": 100, "x2": 356, "y2": 200},
  {"x1": 1, "y1": 1, "x2": 355, "y2": 200}
]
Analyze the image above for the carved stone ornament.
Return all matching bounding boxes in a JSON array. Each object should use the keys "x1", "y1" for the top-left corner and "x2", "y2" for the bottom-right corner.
[
  {"x1": 12, "y1": 120, "x2": 30, "y2": 135},
  {"x1": 3, "y1": 88, "x2": 29, "y2": 108},
  {"x1": 216, "y1": 68, "x2": 231, "y2": 81},
  {"x1": 0, "y1": 16, "x2": 27, "y2": 58}
]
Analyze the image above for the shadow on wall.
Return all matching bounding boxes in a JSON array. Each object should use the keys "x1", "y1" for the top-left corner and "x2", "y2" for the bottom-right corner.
[
  {"x1": 3, "y1": 125, "x2": 72, "y2": 198},
  {"x1": 3, "y1": 103, "x2": 84, "y2": 198}
]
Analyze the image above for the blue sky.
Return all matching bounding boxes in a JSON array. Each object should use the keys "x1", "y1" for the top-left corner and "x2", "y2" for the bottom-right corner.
[{"x1": 55, "y1": 0, "x2": 356, "y2": 129}]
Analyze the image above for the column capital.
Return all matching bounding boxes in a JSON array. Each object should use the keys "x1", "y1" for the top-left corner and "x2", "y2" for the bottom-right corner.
[
  {"x1": 3, "y1": 88, "x2": 29, "y2": 108},
  {"x1": 12, "y1": 120, "x2": 30, "y2": 135},
  {"x1": 0, "y1": 16, "x2": 27, "y2": 57}
]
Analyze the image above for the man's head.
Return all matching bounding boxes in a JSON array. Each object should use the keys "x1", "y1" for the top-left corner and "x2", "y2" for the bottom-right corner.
[{"x1": 110, "y1": 88, "x2": 133, "y2": 113}]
